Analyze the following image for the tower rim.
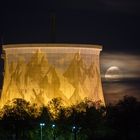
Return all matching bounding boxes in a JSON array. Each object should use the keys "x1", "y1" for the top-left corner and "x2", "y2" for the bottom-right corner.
[{"x1": 2, "y1": 43, "x2": 102, "y2": 50}]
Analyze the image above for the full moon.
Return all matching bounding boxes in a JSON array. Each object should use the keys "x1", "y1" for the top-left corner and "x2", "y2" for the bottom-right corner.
[{"x1": 105, "y1": 66, "x2": 122, "y2": 81}]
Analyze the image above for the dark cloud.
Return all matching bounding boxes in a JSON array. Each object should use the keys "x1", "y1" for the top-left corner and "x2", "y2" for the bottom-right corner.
[
  {"x1": 54, "y1": 0, "x2": 140, "y2": 14},
  {"x1": 1, "y1": 0, "x2": 140, "y2": 13},
  {"x1": 103, "y1": 82, "x2": 140, "y2": 104},
  {"x1": 100, "y1": 0, "x2": 140, "y2": 13}
]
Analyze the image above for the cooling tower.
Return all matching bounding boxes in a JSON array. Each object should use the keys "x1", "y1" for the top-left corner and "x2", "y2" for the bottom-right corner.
[{"x1": 0, "y1": 44, "x2": 105, "y2": 106}]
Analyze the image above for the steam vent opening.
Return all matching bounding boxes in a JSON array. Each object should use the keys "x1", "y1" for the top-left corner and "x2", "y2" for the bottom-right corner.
[{"x1": 0, "y1": 44, "x2": 105, "y2": 107}]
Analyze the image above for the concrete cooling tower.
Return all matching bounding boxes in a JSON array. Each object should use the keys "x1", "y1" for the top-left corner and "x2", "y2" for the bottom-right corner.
[{"x1": 0, "y1": 44, "x2": 105, "y2": 107}]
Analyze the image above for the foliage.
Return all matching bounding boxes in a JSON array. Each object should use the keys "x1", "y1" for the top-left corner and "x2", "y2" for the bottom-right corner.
[
  {"x1": 1, "y1": 98, "x2": 40, "y2": 120},
  {"x1": 47, "y1": 97, "x2": 64, "y2": 120},
  {"x1": 106, "y1": 96, "x2": 140, "y2": 140},
  {"x1": 0, "y1": 96, "x2": 140, "y2": 140}
]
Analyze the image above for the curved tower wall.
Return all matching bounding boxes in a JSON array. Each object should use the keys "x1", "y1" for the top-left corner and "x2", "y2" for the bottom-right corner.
[{"x1": 0, "y1": 44, "x2": 105, "y2": 106}]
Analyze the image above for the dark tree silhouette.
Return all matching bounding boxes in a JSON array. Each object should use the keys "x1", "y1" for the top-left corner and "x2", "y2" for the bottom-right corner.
[
  {"x1": 0, "y1": 98, "x2": 40, "y2": 140},
  {"x1": 0, "y1": 96, "x2": 140, "y2": 140},
  {"x1": 106, "y1": 96, "x2": 140, "y2": 140}
]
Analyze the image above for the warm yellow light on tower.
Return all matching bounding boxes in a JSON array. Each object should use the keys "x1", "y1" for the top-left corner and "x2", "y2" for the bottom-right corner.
[{"x1": 0, "y1": 44, "x2": 105, "y2": 107}]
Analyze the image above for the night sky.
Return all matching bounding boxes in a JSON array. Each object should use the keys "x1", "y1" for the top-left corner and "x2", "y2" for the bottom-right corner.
[{"x1": 0, "y1": 0, "x2": 140, "y2": 103}]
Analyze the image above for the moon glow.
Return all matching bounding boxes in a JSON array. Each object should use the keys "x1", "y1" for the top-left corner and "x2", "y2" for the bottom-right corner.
[{"x1": 105, "y1": 66, "x2": 122, "y2": 81}]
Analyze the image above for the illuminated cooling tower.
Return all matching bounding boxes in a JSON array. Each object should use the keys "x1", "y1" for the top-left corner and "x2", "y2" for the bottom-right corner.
[{"x1": 0, "y1": 44, "x2": 105, "y2": 106}]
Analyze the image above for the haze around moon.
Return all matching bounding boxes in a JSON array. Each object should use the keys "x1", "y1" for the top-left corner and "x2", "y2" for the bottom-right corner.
[{"x1": 105, "y1": 66, "x2": 122, "y2": 81}]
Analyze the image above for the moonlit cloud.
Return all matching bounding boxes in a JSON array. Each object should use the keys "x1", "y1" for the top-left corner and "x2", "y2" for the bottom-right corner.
[{"x1": 100, "y1": 52, "x2": 140, "y2": 80}]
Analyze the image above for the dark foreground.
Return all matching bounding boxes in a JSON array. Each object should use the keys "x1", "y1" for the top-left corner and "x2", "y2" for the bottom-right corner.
[{"x1": 0, "y1": 96, "x2": 140, "y2": 140}]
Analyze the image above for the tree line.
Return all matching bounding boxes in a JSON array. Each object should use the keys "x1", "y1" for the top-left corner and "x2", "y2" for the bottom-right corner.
[{"x1": 0, "y1": 96, "x2": 140, "y2": 140}]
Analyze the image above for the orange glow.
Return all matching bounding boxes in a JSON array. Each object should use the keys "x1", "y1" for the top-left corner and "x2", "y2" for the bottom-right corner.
[{"x1": 0, "y1": 44, "x2": 105, "y2": 107}]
